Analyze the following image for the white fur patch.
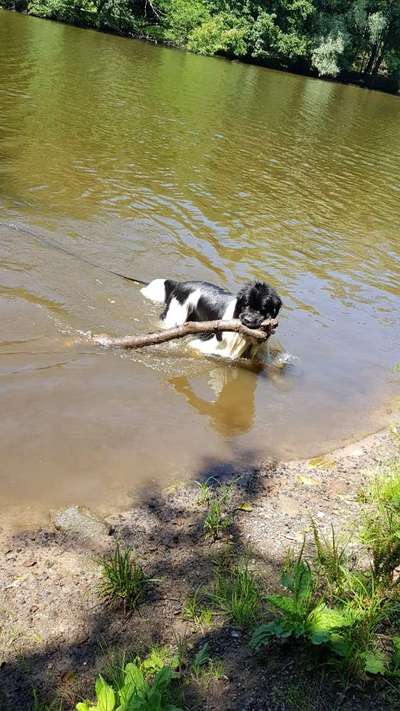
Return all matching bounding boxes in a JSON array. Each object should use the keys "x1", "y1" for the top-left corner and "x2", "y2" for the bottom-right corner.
[
  {"x1": 189, "y1": 298, "x2": 254, "y2": 360},
  {"x1": 162, "y1": 288, "x2": 202, "y2": 329},
  {"x1": 141, "y1": 279, "x2": 166, "y2": 303}
]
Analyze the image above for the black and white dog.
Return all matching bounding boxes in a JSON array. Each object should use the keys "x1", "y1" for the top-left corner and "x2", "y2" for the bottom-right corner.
[{"x1": 141, "y1": 279, "x2": 282, "y2": 359}]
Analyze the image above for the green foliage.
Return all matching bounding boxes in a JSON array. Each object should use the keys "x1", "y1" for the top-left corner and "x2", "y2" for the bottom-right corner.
[
  {"x1": 208, "y1": 562, "x2": 261, "y2": 627},
  {"x1": 252, "y1": 512, "x2": 400, "y2": 679},
  {"x1": 4, "y1": 0, "x2": 400, "y2": 87},
  {"x1": 76, "y1": 651, "x2": 182, "y2": 711},
  {"x1": 311, "y1": 31, "x2": 346, "y2": 76},
  {"x1": 183, "y1": 588, "x2": 214, "y2": 628},
  {"x1": 360, "y1": 461, "x2": 400, "y2": 580},
  {"x1": 311, "y1": 521, "x2": 348, "y2": 594},
  {"x1": 190, "y1": 642, "x2": 224, "y2": 685},
  {"x1": 196, "y1": 481, "x2": 211, "y2": 506},
  {"x1": 28, "y1": 0, "x2": 97, "y2": 26},
  {"x1": 202, "y1": 484, "x2": 233, "y2": 540},
  {"x1": 188, "y1": 12, "x2": 250, "y2": 57},
  {"x1": 99, "y1": 541, "x2": 151, "y2": 612},
  {"x1": 160, "y1": 0, "x2": 209, "y2": 46}
]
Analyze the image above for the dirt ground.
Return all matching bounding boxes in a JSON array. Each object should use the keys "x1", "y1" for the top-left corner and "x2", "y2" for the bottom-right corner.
[{"x1": 1, "y1": 428, "x2": 400, "y2": 711}]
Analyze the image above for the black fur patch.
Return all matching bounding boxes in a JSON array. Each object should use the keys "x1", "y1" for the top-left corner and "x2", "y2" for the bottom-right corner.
[{"x1": 159, "y1": 279, "x2": 281, "y2": 331}]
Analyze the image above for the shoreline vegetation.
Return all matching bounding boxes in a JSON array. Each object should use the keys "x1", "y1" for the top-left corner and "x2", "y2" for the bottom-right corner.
[
  {"x1": 1, "y1": 0, "x2": 400, "y2": 95},
  {"x1": 2, "y1": 426, "x2": 400, "y2": 709}
]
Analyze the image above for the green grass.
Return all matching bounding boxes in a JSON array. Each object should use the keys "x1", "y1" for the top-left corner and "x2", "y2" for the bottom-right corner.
[
  {"x1": 207, "y1": 562, "x2": 261, "y2": 627},
  {"x1": 311, "y1": 521, "x2": 349, "y2": 596},
  {"x1": 360, "y1": 460, "x2": 400, "y2": 580},
  {"x1": 190, "y1": 643, "x2": 224, "y2": 686},
  {"x1": 252, "y1": 506, "x2": 400, "y2": 679},
  {"x1": 196, "y1": 481, "x2": 211, "y2": 505},
  {"x1": 183, "y1": 588, "x2": 213, "y2": 629},
  {"x1": 98, "y1": 541, "x2": 151, "y2": 612},
  {"x1": 361, "y1": 459, "x2": 400, "y2": 506},
  {"x1": 202, "y1": 484, "x2": 233, "y2": 540}
]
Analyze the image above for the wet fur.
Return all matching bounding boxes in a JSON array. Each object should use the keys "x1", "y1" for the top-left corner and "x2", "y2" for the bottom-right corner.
[{"x1": 141, "y1": 279, "x2": 282, "y2": 360}]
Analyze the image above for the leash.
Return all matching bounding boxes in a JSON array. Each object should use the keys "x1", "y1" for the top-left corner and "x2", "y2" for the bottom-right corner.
[{"x1": 0, "y1": 221, "x2": 149, "y2": 287}]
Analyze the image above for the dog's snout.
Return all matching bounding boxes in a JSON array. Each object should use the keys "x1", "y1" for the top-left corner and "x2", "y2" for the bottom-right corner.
[{"x1": 240, "y1": 312, "x2": 263, "y2": 329}]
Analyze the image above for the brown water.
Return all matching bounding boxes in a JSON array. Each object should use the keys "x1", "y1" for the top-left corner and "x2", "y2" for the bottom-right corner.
[{"x1": 1, "y1": 11, "x2": 400, "y2": 521}]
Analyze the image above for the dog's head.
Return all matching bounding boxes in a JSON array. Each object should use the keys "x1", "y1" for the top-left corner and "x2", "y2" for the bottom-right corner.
[{"x1": 235, "y1": 281, "x2": 282, "y2": 329}]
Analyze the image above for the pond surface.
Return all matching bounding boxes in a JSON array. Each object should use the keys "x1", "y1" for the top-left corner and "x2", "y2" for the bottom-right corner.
[{"x1": 1, "y1": 10, "x2": 400, "y2": 521}]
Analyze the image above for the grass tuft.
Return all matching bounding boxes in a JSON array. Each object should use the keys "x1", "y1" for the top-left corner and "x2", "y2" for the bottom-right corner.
[
  {"x1": 190, "y1": 643, "x2": 224, "y2": 686},
  {"x1": 202, "y1": 484, "x2": 233, "y2": 540},
  {"x1": 311, "y1": 520, "x2": 348, "y2": 595},
  {"x1": 208, "y1": 562, "x2": 261, "y2": 627},
  {"x1": 183, "y1": 588, "x2": 213, "y2": 629},
  {"x1": 98, "y1": 541, "x2": 151, "y2": 612}
]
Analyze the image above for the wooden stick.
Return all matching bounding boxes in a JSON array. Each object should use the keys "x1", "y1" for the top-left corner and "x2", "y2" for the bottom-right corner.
[{"x1": 93, "y1": 318, "x2": 278, "y2": 350}]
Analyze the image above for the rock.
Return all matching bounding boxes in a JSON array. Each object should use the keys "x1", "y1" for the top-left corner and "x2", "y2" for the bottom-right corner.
[{"x1": 51, "y1": 506, "x2": 111, "y2": 539}]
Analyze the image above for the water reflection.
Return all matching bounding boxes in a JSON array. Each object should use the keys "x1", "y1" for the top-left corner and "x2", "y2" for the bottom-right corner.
[{"x1": 169, "y1": 365, "x2": 259, "y2": 437}]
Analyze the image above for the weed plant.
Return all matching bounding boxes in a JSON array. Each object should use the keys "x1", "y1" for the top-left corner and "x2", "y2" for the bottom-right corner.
[
  {"x1": 252, "y1": 482, "x2": 400, "y2": 680},
  {"x1": 76, "y1": 649, "x2": 182, "y2": 711},
  {"x1": 99, "y1": 542, "x2": 151, "y2": 612},
  {"x1": 202, "y1": 484, "x2": 233, "y2": 540},
  {"x1": 208, "y1": 562, "x2": 261, "y2": 627}
]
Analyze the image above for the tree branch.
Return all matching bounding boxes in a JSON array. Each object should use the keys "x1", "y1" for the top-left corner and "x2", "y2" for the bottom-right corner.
[{"x1": 93, "y1": 318, "x2": 278, "y2": 350}]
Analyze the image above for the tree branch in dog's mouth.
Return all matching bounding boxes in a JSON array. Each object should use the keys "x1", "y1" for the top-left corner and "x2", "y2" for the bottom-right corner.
[{"x1": 92, "y1": 318, "x2": 278, "y2": 350}]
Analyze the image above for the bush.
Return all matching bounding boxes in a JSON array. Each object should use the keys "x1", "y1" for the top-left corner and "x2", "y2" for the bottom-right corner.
[
  {"x1": 188, "y1": 12, "x2": 250, "y2": 57},
  {"x1": 28, "y1": 0, "x2": 97, "y2": 26},
  {"x1": 160, "y1": 0, "x2": 209, "y2": 46},
  {"x1": 311, "y1": 32, "x2": 346, "y2": 77}
]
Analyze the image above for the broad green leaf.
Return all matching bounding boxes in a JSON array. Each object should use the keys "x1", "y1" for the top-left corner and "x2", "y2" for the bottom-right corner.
[
  {"x1": 294, "y1": 563, "x2": 313, "y2": 604},
  {"x1": 309, "y1": 630, "x2": 331, "y2": 645},
  {"x1": 250, "y1": 622, "x2": 278, "y2": 649},
  {"x1": 142, "y1": 648, "x2": 167, "y2": 673},
  {"x1": 153, "y1": 665, "x2": 173, "y2": 691},
  {"x1": 281, "y1": 561, "x2": 313, "y2": 604},
  {"x1": 76, "y1": 703, "x2": 92, "y2": 711},
  {"x1": 308, "y1": 603, "x2": 352, "y2": 644},
  {"x1": 329, "y1": 633, "x2": 352, "y2": 659},
  {"x1": 95, "y1": 675, "x2": 115, "y2": 711},
  {"x1": 124, "y1": 662, "x2": 145, "y2": 692},
  {"x1": 266, "y1": 594, "x2": 297, "y2": 615},
  {"x1": 193, "y1": 642, "x2": 209, "y2": 668},
  {"x1": 363, "y1": 650, "x2": 387, "y2": 675}
]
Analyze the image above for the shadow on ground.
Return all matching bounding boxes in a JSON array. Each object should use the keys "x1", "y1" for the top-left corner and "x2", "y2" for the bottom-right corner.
[{"x1": 1, "y1": 451, "x2": 397, "y2": 710}]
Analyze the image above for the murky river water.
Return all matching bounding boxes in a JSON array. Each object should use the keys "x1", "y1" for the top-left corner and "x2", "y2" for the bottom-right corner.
[{"x1": 1, "y1": 10, "x2": 400, "y2": 522}]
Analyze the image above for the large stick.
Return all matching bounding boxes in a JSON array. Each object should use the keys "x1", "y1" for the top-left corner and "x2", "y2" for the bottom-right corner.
[{"x1": 93, "y1": 318, "x2": 278, "y2": 350}]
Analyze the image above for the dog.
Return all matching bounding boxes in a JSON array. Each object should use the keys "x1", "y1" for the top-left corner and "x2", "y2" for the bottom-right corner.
[{"x1": 141, "y1": 278, "x2": 282, "y2": 359}]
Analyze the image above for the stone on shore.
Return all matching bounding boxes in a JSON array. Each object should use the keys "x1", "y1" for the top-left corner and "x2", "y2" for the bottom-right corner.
[{"x1": 51, "y1": 505, "x2": 111, "y2": 539}]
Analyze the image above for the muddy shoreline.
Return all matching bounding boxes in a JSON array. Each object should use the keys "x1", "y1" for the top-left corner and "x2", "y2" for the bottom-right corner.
[{"x1": 1, "y1": 425, "x2": 399, "y2": 710}]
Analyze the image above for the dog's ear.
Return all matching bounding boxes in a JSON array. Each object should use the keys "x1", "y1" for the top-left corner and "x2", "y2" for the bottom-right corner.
[
  {"x1": 270, "y1": 293, "x2": 282, "y2": 318},
  {"x1": 236, "y1": 283, "x2": 252, "y2": 309}
]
